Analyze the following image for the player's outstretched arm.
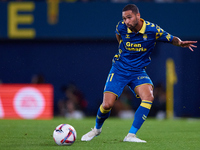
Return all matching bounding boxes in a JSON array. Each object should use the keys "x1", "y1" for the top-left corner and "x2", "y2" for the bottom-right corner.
[{"x1": 172, "y1": 36, "x2": 197, "y2": 51}]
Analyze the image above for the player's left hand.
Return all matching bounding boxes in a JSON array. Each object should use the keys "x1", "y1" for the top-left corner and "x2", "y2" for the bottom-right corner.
[{"x1": 180, "y1": 41, "x2": 197, "y2": 51}]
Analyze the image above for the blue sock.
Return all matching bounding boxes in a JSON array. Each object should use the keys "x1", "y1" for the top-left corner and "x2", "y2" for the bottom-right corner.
[
  {"x1": 95, "y1": 105, "x2": 111, "y2": 129},
  {"x1": 129, "y1": 100, "x2": 152, "y2": 134}
]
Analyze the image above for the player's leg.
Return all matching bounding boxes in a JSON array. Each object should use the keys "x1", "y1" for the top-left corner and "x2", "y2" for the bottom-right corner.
[
  {"x1": 81, "y1": 66, "x2": 125, "y2": 141},
  {"x1": 129, "y1": 84, "x2": 154, "y2": 134},
  {"x1": 96, "y1": 92, "x2": 116, "y2": 129},
  {"x1": 96, "y1": 67, "x2": 128, "y2": 129},
  {"x1": 81, "y1": 92, "x2": 116, "y2": 141},
  {"x1": 124, "y1": 84, "x2": 153, "y2": 143}
]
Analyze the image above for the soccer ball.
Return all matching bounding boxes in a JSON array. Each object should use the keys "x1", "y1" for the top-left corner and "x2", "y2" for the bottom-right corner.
[{"x1": 53, "y1": 124, "x2": 77, "y2": 146}]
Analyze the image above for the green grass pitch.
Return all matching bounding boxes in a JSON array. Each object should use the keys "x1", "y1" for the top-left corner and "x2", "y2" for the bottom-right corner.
[{"x1": 0, "y1": 117, "x2": 199, "y2": 150}]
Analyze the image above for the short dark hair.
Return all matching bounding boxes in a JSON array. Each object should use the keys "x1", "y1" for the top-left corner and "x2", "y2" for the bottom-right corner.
[{"x1": 122, "y1": 4, "x2": 139, "y2": 14}]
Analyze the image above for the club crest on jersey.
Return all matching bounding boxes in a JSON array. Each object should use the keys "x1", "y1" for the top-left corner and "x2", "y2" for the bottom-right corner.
[
  {"x1": 143, "y1": 34, "x2": 147, "y2": 41},
  {"x1": 125, "y1": 34, "x2": 130, "y2": 39}
]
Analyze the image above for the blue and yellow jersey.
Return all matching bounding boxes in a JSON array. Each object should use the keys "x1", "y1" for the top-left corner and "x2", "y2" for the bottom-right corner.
[{"x1": 114, "y1": 19, "x2": 174, "y2": 71}]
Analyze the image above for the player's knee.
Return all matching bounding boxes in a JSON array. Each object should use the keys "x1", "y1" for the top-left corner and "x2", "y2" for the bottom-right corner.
[
  {"x1": 141, "y1": 94, "x2": 154, "y2": 102},
  {"x1": 148, "y1": 94, "x2": 154, "y2": 102},
  {"x1": 102, "y1": 92, "x2": 116, "y2": 110},
  {"x1": 102, "y1": 101, "x2": 114, "y2": 110},
  {"x1": 145, "y1": 94, "x2": 154, "y2": 102}
]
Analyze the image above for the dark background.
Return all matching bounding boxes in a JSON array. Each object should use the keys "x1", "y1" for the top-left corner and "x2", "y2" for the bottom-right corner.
[{"x1": 0, "y1": 1, "x2": 200, "y2": 117}]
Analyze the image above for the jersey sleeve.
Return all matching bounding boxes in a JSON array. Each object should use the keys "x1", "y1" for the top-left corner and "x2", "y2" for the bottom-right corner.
[
  {"x1": 115, "y1": 21, "x2": 121, "y2": 35},
  {"x1": 155, "y1": 25, "x2": 173, "y2": 43}
]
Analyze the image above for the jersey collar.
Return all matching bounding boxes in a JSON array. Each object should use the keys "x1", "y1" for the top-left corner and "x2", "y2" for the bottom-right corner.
[{"x1": 127, "y1": 18, "x2": 146, "y2": 34}]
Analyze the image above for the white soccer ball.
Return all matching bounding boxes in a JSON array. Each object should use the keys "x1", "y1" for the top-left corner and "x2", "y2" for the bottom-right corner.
[{"x1": 53, "y1": 124, "x2": 77, "y2": 146}]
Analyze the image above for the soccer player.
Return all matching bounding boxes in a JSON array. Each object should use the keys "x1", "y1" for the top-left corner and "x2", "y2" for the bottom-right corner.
[{"x1": 81, "y1": 4, "x2": 197, "y2": 143}]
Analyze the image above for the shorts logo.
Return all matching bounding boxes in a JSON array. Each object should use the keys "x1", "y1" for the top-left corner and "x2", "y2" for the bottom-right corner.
[
  {"x1": 137, "y1": 76, "x2": 150, "y2": 80},
  {"x1": 13, "y1": 87, "x2": 45, "y2": 119}
]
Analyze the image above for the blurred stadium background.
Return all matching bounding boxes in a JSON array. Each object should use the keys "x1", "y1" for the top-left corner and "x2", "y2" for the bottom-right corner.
[{"x1": 0, "y1": 0, "x2": 200, "y2": 119}]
